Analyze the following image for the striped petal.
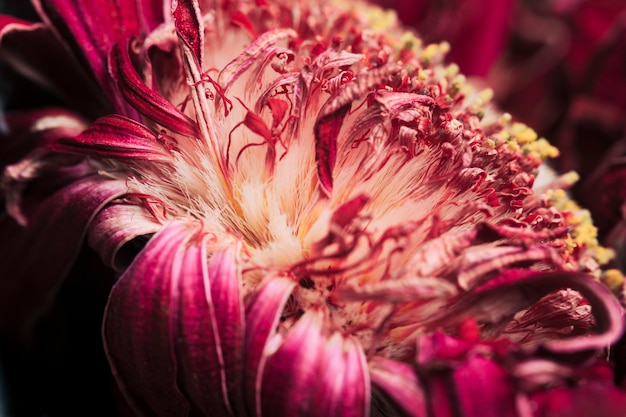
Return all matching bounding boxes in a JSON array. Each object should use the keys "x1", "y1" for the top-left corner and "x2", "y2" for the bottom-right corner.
[{"x1": 103, "y1": 221, "x2": 193, "y2": 417}]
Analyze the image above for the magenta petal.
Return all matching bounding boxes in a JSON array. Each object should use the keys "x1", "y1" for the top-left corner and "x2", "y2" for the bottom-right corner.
[
  {"x1": 204, "y1": 246, "x2": 247, "y2": 414},
  {"x1": 172, "y1": 241, "x2": 235, "y2": 417},
  {"x1": 88, "y1": 202, "x2": 162, "y2": 271},
  {"x1": 315, "y1": 336, "x2": 369, "y2": 417},
  {"x1": 244, "y1": 276, "x2": 296, "y2": 417},
  {"x1": 260, "y1": 311, "x2": 327, "y2": 417},
  {"x1": 260, "y1": 311, "x2": 369, "y2": 417},
  {"x1": 0, "y1": 174, "x2": 127, "y2": 339},
  {"x1": 103, "y1": 221, "x2": 192, "y2": 417},
  {"x1": 108, "y1": 40, "x2": 201, "y2": 137},
  {"x1": 50, "y1": 114, "x2": 173, "y2": 163},
  {"x1": 32, "y1": 0, "x2": 166, "y2": 103},
  {"x1": 452, "y1": 356, "x2": 517, "y2": 417},
  {"x1": 369, "y1": 357, "x2": 428, "y2": 417}
]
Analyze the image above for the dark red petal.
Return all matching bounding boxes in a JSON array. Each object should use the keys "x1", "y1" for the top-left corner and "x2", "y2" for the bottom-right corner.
[
  {"x1": 313, "y1": 103, "x2": 348, "y2": 196},
  {"x1": 172, "y1": 242, "x2": 236, "y2": 417},
  {"x1": 244, "y1": 276, "x2": 296, "y2": 417},
  {"x1": 108, "y1": 40, "x2": 200, "y2": 137},
  {"x1": 103, "y1": 221, "x2": 193, "y2": 417},
  {"x1": 50, "y1": 114, "x2": 173, "y2": 163},
  {"x1": 369, "y1": 357, "x2": 428, "y2": 417},
  {"x1": 0, "y1": 17, "x2": 108, "y2": 117},
  {"x1": 0, "y1": 174, "x2": 127, "y2": 340},
  {"x1": 32, "y1": 0, "x2": 166, "y2": 104},
  {"x1": 173, "y1": 0, "x2": 204, "y2": 69}
]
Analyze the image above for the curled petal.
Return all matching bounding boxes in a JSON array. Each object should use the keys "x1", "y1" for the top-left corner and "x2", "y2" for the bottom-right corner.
[
  {"x1": 50, "y1": 114, "x2": 173, "y2": 163},
  {"x1": 0, "y1": 174, "x2": 127, "y2": 340},
  {"x1": 429, "y1": 270, "x2": 625, "y2": 353},
  {"x1": 108, "y1": 40, "x2": 200, "y2": 137},
  {"x1": 103, "y1": 221, "x2": 194, "y2": 417},
  {"x1": 88, "y1": 202, "x2": 162, "y2": 271}
]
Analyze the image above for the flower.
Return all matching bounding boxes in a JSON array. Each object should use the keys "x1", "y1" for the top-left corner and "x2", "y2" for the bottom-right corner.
[{"x1": 1, "y1": 0, "x2": 625, "y2": 416}]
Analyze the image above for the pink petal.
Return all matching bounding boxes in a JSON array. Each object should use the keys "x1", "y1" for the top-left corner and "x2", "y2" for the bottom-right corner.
[
  {"x1": 50, "y1": 114, "x2": 173, "y2": 163},
  {"x1": 0, "y1": 16, "x2": 108, "y2": 117},
  {"x1": 172, "y1": 241, "x2": 236, "y2": 417},
  {"x1": 32, "y1": 0, "x2": 167, "y2": 104},
  {"x1": 243, "y1": 276, "x2": 296, "y2": 417},
  {"x1": 205, "y1": 245, "x2": 246, "y2": 414},
  {"x1": 260, "y1": 311, "x2": 327, "y2": 417},
  {"x1": 369, "y1": 357, "x2": 428, "y2": 417},
  {"x1": 0, "y1": 174, "x2": 127, "y2": 340},
  {"x1": 108, "y1": 40, "x2": 200, "y2": 137},
  {"x1": 87, "y1": 202, "x2": 162, "y2": 271},
  {"x1": 260, "y1": 311, "x2": 369, "y2": 417},
  {"x1": 103, "y1": 221, "x2": 194, "y2": 417}
]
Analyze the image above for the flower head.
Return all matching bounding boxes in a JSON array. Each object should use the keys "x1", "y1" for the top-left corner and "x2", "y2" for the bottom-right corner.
[{"x1": 0, "y1": 0, "x2": 625, "y2": 416}]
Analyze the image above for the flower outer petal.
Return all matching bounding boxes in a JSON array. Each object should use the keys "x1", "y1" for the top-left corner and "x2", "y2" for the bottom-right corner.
[
  {"x1": 205, "y1": 244, "x2": 247, "y2": 415},
  {"x1": 259, "y1": 310, "x2": 369, "y2": 417},
  {"x1": 172, "y1": 238, "x2": 235, "y2": 417},
  {"x1": 0, "y1": 174, "x2": 127, "y2": 340},
  {"x1": 87, "y1": 202, "x2": 162, "y2": 271},
  {"x1": 244, "y1": 275, "x2": 297, "y2": 417},
  {"x1": 108, "y1": 40, "x2": 200, "y2": 138},
  {"x1": 103, "y1": 220, "x2": 193, "y2": 417},
  {"x1": 50, "y1": 114, "x2": 173, "y2": 163},
  {"x1": 32, "y1": 0, "x2": 167, "y2": 106},
  {"x1": 369, "y1": 357, "x2": 428, "y2": 417},
  {"x1": 260, "y1": 310, "x2": 328, "y2": 417}
]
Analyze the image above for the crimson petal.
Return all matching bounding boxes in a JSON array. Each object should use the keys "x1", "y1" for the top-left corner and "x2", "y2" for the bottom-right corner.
[
  {"x1": 50, "y1": 114, "x2": 173, "y2": 163},
  {"x1": 32, "y1": 0, "x2": 167, "y2": 104},
  {"x1": 109, "y1": 40, "x2": 200, "y2": 137},
  {"x1": 103, "y1": 221, "x2": 193, "y2": 417},
  {"x1": 173, "y1": 0, "x2": 204, "y2": 69},
  {"x1": 0, "y1": 174, "x2": 127, "y2": 340}
]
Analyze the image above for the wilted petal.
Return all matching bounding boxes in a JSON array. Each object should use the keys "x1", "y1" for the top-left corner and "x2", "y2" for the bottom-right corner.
[
  {"x1": 50, "y1": 114, "x2": 173, "y2": 163},
  {"x1": 108, "y1": 40, "x2": 200, "y2": 137},
  {"x1": 103, "y1": 221, "x2": 193, "y2": 417},
  {"x1": 429, "y1": 270, "x2": 625, "y2": 353},
  {"x1": 0, "y1": 174, "x2": 127, "y2": 339}
]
